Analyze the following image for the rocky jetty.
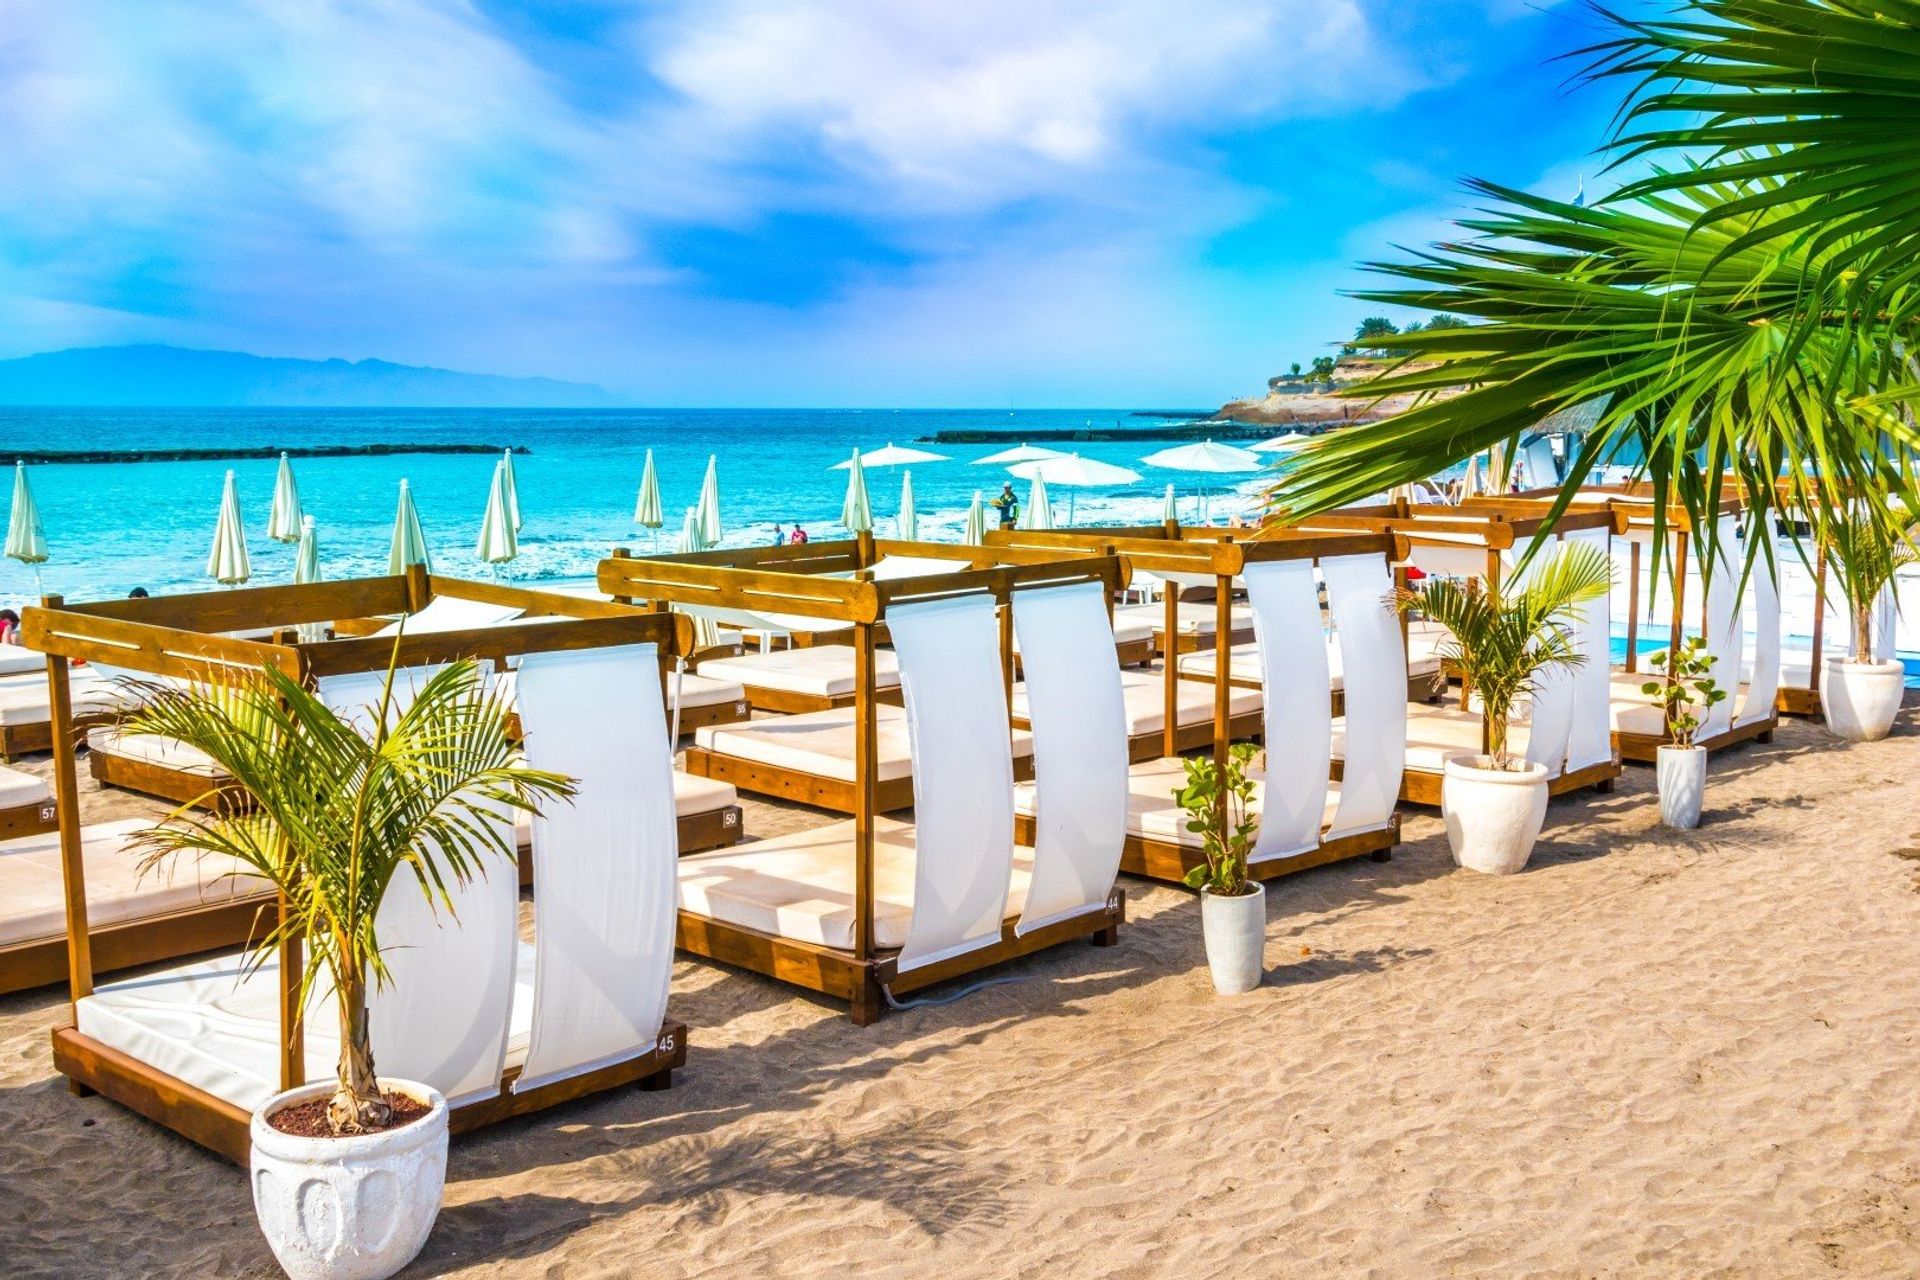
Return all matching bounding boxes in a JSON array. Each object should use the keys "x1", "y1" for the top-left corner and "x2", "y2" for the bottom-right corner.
[{"x1": 8, "y1": 443, "x2": 526, "y2": 465}]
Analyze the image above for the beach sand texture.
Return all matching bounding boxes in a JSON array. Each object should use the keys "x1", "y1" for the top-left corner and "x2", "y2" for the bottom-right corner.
[{"x1": 2, "y1": 706, "x2": 1919, "y2": 1277}]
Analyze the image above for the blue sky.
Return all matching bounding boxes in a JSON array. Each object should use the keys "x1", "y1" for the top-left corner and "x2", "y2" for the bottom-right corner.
[{"x1": 0, "y1": 0, "x2": 1625, "y2": 406}]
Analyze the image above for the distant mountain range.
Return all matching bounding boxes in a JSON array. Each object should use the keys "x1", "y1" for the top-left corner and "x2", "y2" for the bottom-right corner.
[{"x1": 0, "y1": 344, "x2": 616, "y2": 408}]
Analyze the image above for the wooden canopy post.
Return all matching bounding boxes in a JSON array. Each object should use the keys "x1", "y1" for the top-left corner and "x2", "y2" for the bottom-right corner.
[
  {"x1": 851, "y1": 615, "x2": 879, "y2": 1024},
  {"x1": 1162, "y1": 584, "x2": 1179, "y2": 760},
  {"x1": 1809, "y1": 545, "x2": 1828, "y2": 682},
  {"x1": 1625, "y1": 540, "x2": 1642, "y2": 673},
  {"x1": 43, "y1": 597, "x2": 93, "y2": 1027},
  {"x1": 1212, "y1": 572, "x2": 1232, "y2": 851}
]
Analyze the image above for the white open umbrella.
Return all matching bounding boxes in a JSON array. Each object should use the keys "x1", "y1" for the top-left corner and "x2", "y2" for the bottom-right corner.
[
  {"x1": 964, "y1": 491, "x2": 986, "y2": 545},
  {"x1": 293, "y1": 516, "x2": 324, "y2": 641},
  {"x1": 1008, "y1": 453, "x2": 1141, "y2": 526},
  {"x1": 1140, "y1": 439, "x2": 1263, "y2": 524},
  {"x1": 389, "y1": 479, "x2": 431, "y2": 576},
  {"x1": 6, "y1": 462, "x2": 48, "y2": 594},
  {"x1": 477, "y1": 460, "x2": 518, "y2": 566},
  {"x1": 840, "y1": 448, "x2": 872, "y2": 533},
  {"x1": 832, "y1": 442, "x2": 950, "y2": 469},
  {"x1": 695, "y1": 455, "x2": 722, "y2": 546},
  {"x1": 267, "y1": 452, "x2": 304, "y2": 542},
  {"x1": 897, "y1": 471, "x2": 918, "y2": 540},
  {"x1": 972, "y1": 443, "x2": 1067, "y2": 466},
  {"x1": 1026, "y1": 473, "x2": 1055, "y2": 530},
  {"x1": 1249, "y1": 431, "x2": 1313, "y2": 453},
  {"x1": 206, "y1": 469, "x2": 252, "y2": 586},
  {"x1": 500, "y1": 449, "x2": 522, "y2": 531},
  {"x1": 634, "y1": 449, "x2": 663, "y2": 549}
]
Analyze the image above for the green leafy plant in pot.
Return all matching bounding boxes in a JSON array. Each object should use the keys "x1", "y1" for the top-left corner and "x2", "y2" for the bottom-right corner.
[
  {"x1": 1396, "y1": 542, "x2": 1612, "y2": 873},
  {"x1": 1641, "y1": 635, "x2": 1725, "y2": 829},
  {"x1": 125, "y1": 654, "x2": 572, "y2": 1280},
  {"x1": 1174, "y1": 742, "x2": 1265, "y2": 995},
  {"x1": 1819, "y1": 504, "x2": 1915, "y2": 741}
]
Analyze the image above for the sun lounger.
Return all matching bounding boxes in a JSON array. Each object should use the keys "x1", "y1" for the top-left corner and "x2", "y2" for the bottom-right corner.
[
  {"x1": 40, "y1": 591, "x2": 691, "y2": 1162},
  {"x1": 0, "y1": 667, "x2": 142, "y2": 757},
  {"x1": 1011, "y1": 666, "x2": 1261, "y2": 762},
  {"x1": 1112, "y1": 598, "x2": 1256, "y2": 653},
  {"x1": 695, "y1": 643, "x2": 901, "y2": 713},
  {"x1": 0, "y1": 642, "x2": 46, "y2": 676},
  {"x1": 0, "y1": 763, "x2": 56, "y2": 841},
  {"x1": 1177, "y1": 640, "x2": 1447, "y2": 706}
]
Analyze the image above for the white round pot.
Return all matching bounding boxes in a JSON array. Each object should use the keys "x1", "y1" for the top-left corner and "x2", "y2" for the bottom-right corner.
[
  {"x1": 1199, "y1": 881, "x2": 1266, "y2": 995},
  {"x1": 251, "y1": 1079, "x2": 448, "y2": 1280},
  {"x1": 1821, "y1": 657, "x2": 1905, "y2": 742},
  {"x1": 1441, "y1": 755, "x2": 1549, "y2": 875},
  {"x1": 1656, "y1": 744, "x2": 1707, "y2": 830}
]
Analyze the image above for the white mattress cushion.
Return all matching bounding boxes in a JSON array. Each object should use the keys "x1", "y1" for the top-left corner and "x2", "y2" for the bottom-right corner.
[
  {"x1": 0, "y1": 818, "x2": 267, "y2": 948},
  {"x1": 695, "y1": 703, "x2": 1034, "y2": 783},
  {"x1": 0, "y1": 764, "x2": 50, "y2": 808},
  {"x1": 677, "y1": 816, "x2": 1033, "y2": 951},
  {"x1": 1179, "y1": 642, "x2": 1442, "y2": 688},
  {"x1": 1012, "y1": 612, "x2": 1152, "y2": 652},
  {"x1": 1331, "y1": 704, "x2": 1547, "y2": 776},
  {"x1": 1114, "y1": 601, "x2": 1255, "y2": 637},
  {"x1": 671, "y1": 672, "x2": 748, "y2": 709},
  {"x1": 1016, "y1": 755, "x2": 1342, "y2": 850},
  {"x1": 0, "y1": 643, "x2": 45, "y2": 676},
  {"x1": 1011, "y1": 667, "x2": 1261, "y2": 738},
  {"x1": 511, "y1": 771, "x2": 738, "y2": 846},
  {"x1": 74, "y1": 943, "x2": 538, "y2": 1114},
  {"x1": 87, "y1": 727, "x2": 225, "y2": 778},
  {"x1": 0, "y1": 669, "x2": 139, "y2": 726},
  {"x1": 696, "y1": 644, "x2": 899, "y2": 698},
  {"x1": 1607, "y1": 670, "x2": 1752, "y2": 738}
]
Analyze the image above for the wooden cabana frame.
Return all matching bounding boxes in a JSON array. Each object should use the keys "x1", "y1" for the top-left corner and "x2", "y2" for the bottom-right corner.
[
  {"x1": 22, "y1": 568, "x2": 691, "y2": 1161},
  {"x1": 1286, "y1": 504, "x2": 1628, "y2": 805},
  {"x1": 625, "y1": 536, "x2": 1128, "y2": 813},
  {"x1": 601, "y1": 545, "x2": 1130, "y2": 1024}
]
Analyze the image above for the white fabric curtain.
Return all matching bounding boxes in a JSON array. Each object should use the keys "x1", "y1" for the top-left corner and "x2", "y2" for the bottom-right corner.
[
  {"x1": 889, "y1": 595, "x2": 1016, "y2": 973},
  {"x1": 1736, "y1": 549, "x2": 1782, "y2": 728},
  {"x1": 1323, "y1": 554, "x2": 1406, "y2": 837},
  {"x1": 1562, "y1": 527, "x2": 1615, "y2": 771},
  {"x1": 1244, "y1": 559, "x2": 1331, "y2": 860},
  {"x1": 1506, "y1": 544, "x2": 1576, "y2": 777},
  {"x1": 1009, "y1": 582, "x2": 1127, "y2": 935},
  {"x1": 1405, "y1": 540, "x2": 1488, "y2": 578},
  {"x1": 1702, "y1": 517, "x2": 1742, "y2": 738},
  {"x1": 318, "y1": 666, "x2": 518, "y2": 1108},
  {"x1": 513, "y1": 643, "x2": 678, "y2": 1092}
]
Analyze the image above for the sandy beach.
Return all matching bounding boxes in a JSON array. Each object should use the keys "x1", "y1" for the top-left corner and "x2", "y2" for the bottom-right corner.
[{"x1": 3, "y1": 704, "x2": 1918, "y2": 1278}]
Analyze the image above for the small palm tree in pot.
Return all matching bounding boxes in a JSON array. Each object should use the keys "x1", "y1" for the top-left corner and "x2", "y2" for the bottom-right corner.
[
  {"x1": 1820, "y1": 504, "x2": 1915, "y2": 741},
  {"x1": 126, "y1": 655, "x2": 571, "y2": 1280},
  {"x1": 1396, "y1": 543, "x2": 1612, "y2": 873}
]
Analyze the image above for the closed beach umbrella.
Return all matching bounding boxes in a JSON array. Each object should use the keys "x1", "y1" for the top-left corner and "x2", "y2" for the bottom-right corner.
[
  {"x1": 1009, "y1": 453, "x2": 1141, "y2": 526},
  {"x1": 1162, "y1": 482, "x2": 1179, "y2": 525},
  {"x1": 964, "y1": 490, "x2": 987, "y2": 545},
  {"x1": 389, "y1": 479, "x2": 431, "y2": 576},
  {"x1": 500, "y1": 449, "x2": 522, "y2": 531},
  {"x1": 476, "y1": 460, "x2": 519, "y2": 566},
  {"x1": 293, "y1": 516, "x2": 324, "y2": 642},
  {"x1": 206, "y1": 469, "x2": 252, "y2": 586},
  {"x1": 832, "y1": 442, "x2": 950, "y2": 469},
  {"x1": 6, "y1": 462, "x2": 48, "y2": 594},
  {"x1": 267, "y1": 452, "x2": 304, "y2": 543},
  {"x1": 898, "y1": 471, "x2": 917, "y2": 541},
  {"x1": 634, "y1": 449, "x2": 663, "y2": 526},
  {"x1": 1026, "y1": 473, "x2": 1054, "y2": 530},
  {"x1": 840, "y1": 448, "x2": 873, "y2": 533},
  {"x1": 695, "y1": 455, "x2": 722, "y2": 546},
  {"x1": 677, "y1": 505, "x2": 707, "y2": 553},
  {"x1": 972, "y1": 443, "x2": 1067, "y2": 466}
]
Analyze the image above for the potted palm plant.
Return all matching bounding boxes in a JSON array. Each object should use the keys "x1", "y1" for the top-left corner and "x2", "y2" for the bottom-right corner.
[
  {"x1": 1820, "y1": 505, "x2": 1914, "y2": 742},
  {"x1": 126, "y1": 657, "x2": 571, "y2": 1280},
  {"x1": 1640, "y1": 635, "x2": 1726, "y2": 829},
  {"x1": 1396, "y1": 543, "x2": 1612, "y2": 874},
  {"x1": 1174, "y1": 741, "x2": 1265, "y2": 994}
]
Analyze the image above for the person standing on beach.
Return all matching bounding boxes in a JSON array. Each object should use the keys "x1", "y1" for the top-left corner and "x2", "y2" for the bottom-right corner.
[
  {"x1": 790, "y1": 526, "x2": 809, "y2": 545},
  {"x1": 771, "y1": 524, "x2": 786, "y2": 547},
  {"x1": 992, "y1": 482, "x2": 1019, "y2": 529}
]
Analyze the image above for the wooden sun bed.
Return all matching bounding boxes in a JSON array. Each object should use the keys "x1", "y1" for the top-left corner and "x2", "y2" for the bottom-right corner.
[
  {"x1": 0, "y1": 667, "x2": 141, "y2": 759},
  {"x1": 0, "y1": 763, "x2": 57, "y2": 841},
  {"x1": 23, "y1": 570, "x2": 693, "y2": 1158},
  {"x1": 605, "y1": 539, "x2": 1133, "y2": 1023},
  {"x1": 1010, "y1": 665, "x2": 1261, "y2": 763},
  {"x1": 1176, "y1": 641, "x2": 1449, "y2": 709},
  {"x1": 695, "y1": 643, "x2": 902, "y2": 713}
]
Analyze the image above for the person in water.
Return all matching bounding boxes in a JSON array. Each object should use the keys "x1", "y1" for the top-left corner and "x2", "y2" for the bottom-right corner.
[
  {"x1": 789, "y1": 526, "x2": 809, "y2": 545},
  {"x1": 770, "y1": 524, "x2": 786, "y2": 546},
  {"x1": 991, "y1": 482, "x2": 1020, "y2": 529}
]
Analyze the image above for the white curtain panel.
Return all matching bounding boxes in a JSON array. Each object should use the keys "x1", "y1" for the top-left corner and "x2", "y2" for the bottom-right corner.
[
  {"x1": 1736, "y1": 548, "x2": 1782, "y2": 728},
  {"x1": 1405, "y1": 539, "x2": 1489, "y2": 578},
  {"x1": 1323, "y1": 554, "x2": 1406, "y2": 837},
  {"x1": 1562, "y1": 527, "x2": 1616, "y2": 771},
  {"x1": 1504, "y1": 543, "x2": 1577, "y2": 777},
  {"x1": 513, "y1": 643, "x2": 678, "y2": 1092},
  {"x1": 889, "y1": 594, "x2": 1016, "y2": 973},
  {"x1": 1702, "y1": 516, "x2": 1742, "y2": 738},
  {"x1": 1244, "y1": 559, "x2": 1332, "y2": 860},
  {"x1": 318, "y1": 666, "x2": 517, "y2": 1108},
  {"x1": 1009, "y1": 582, "x2": 1127, "y2": 935}
]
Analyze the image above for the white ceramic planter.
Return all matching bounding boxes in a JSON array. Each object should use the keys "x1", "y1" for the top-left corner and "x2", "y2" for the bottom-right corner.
[
  {"x1": 1440, "y1": 755, "x2": 1549, "y2": 875},
  {"x1": 251, "y1": 1079, "x2": 448, "y2": 1280},
  {"x1": 1199, "y1": 881, "x2": 1266, "y2": 995},
  {"x1": 1821, "y1": 658, "x2": 1905, "y2": 742},
  {"x1": 1656, "y1": 744, "x2": 1706, "y2": 830}
]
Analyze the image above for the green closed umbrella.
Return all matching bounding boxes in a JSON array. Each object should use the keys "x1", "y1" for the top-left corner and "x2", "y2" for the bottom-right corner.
[
  {"x1": 389, "y1": 479, "x2": 431, "y2": 576},
  {"x1": 840, "y1": 448, "x2": 872, "y2": 533},
  {"x1": 1026, "y1": 473, "x2": 1054, "y2": 531},
  {"x1": 1162, "y1": 482, "x2": 1178, "y2": 525},
  {"x1": 293, "y1": 516, "x2": 324, "y2": 642},
  {"x1": 897, "y1": 470, "x2": 917, "y2": 541},
  {"x1": 207, "y1": 469, "x2": 252, "y2": 586},
  {"x1": 500, "y1": 449, "x2": 522, "y2": 531},
  {"x1": 267, "y1": 452, "x2": 304, "y2": 543},
  {"x1": 634, "y1": 449, "x2": 663, "y2": 549},
  {"x1": 476, "y1": 460, "x2": 518, "y2": 566},
  {"x1": 6, "y1": 462, "x2": 48, "y2": 594},
  {"x1": 695, "y1": 455, "x2": 722, "y2": 546},
  {"x1": 964, "y1": 490, "x2": 986, "y2": 545}
]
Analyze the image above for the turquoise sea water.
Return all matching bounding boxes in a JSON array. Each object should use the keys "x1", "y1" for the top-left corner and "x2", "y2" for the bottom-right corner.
[{"x1": 0, "y1": 406, "x2": 1246, "y2": 605}]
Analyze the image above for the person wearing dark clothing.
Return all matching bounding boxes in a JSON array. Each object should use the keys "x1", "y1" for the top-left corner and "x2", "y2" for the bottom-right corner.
[{"x1": 991, "y1": 482, "x2": 1020, "y2": 529}]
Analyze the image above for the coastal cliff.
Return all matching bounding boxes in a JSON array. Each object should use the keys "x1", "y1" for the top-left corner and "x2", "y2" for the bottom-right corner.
[{"x1": 1215, "y1": 358, "x2": 1458, "y2": 427}]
